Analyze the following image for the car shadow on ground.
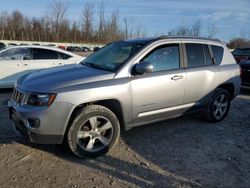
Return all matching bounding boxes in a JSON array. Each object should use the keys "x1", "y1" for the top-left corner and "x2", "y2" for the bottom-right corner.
[
  {"x1": 0, "y1": 88, "x2": 12, "y2": 105},
  {"x1": 0, "y1": 88, "x2": 15, "y2": 144},
  {"x1": 18, "y1": 117, "x2": 205, "y2": 187},
  {"x1": 15, "y1": 96, "x2": 250, "y2": 187}
]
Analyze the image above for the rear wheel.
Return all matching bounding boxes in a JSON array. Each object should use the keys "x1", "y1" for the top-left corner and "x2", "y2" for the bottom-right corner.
[
  {"x1": 67, "y1": 105, "x2": 120, "y2": 158},
  {"x1": 205, "y1": 88, "x2": 231, "y2": 122}
]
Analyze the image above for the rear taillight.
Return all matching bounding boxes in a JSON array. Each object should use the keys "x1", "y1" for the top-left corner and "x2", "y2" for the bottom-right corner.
[{"x1": 240, "y1": 67, "x2": 243, "y2": 78}]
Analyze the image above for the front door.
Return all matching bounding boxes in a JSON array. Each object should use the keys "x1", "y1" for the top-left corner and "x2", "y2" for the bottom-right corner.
[{"x1": 130, "y1": 43, "x2": 186, "y2": 125}]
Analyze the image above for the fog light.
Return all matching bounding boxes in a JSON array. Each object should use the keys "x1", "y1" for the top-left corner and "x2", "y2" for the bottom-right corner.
[{"x1": 27, "y1": 119, "x2": 40, "y2": 128}]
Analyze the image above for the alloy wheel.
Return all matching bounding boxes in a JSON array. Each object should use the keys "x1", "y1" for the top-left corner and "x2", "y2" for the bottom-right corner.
[
  {"x1": 77, "y1": 116, "x2": 113, "y2": 152},
  {"x1": 212, "y1": 94, "x2": 229, "y2": 120}
]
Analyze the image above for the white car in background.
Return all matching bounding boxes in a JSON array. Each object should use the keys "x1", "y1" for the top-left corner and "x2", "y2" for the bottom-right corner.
[{"x1": 0, "y1": 45, "x2": 85, "y2": 88}]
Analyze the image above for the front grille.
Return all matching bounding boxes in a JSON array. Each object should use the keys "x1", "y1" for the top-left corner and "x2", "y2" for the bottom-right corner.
[{"x1": 11, "y1": 88, "x2": 27, "y2": 105}]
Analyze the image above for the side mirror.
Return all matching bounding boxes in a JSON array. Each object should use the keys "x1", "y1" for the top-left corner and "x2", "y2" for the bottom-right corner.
[{"x1": 134, "y1": 61, "x2": 153, "y2": 74}]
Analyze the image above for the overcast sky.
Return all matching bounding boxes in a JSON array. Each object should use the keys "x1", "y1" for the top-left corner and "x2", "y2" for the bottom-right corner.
[{"x1": 2, "y1": 0, "x2": 250, "y2": 42}]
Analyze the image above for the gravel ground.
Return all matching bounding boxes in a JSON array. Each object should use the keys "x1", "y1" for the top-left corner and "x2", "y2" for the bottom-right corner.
[{"x1": 0, "y1": 89, "x2": 250, "y2": 188}]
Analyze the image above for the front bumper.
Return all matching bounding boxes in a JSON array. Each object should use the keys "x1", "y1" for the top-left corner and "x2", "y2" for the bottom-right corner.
[{"x1": 8, "y1": 100, "x2": 75, "y2": 144}]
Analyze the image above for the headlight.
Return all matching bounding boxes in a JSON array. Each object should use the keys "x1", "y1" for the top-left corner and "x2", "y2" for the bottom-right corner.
[{"x1": 27, "y1": 93, "x2": 57, "y2": 107}]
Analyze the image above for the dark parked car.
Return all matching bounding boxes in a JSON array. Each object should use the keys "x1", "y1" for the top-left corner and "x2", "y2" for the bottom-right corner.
[
  {"x1": 0, "y1": 42, "x2": 5, "y2": 50},
  {"x1": 47, "y1": 44, "x2": 56, "y2": 47},
  {"x1": 93, "y1": 47, "x2": 101, "y2": 52},
  {"x1": 232, "y1": 48, "x2": 250, "y2": 63},
  {"x1": 66, "y1": 46, "x2": 82, "y2": 52},
  {"x1": 240, "y1": 60, "x2": 250, "y2": 88},
  {"x1": 81, "y1": 46, "x2": 91, "y2": 52},
  {"x1": 8, "y1": 43, "x2": 17, "y2": 46}
]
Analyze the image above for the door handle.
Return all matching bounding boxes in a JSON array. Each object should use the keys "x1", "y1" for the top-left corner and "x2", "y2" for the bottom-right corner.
[
  {"x1": 23, "y1": 63, "x2": 28, "y2": 66},
  {"x1": 171, "y1": 75, "x2": 183, "y2": 81}
]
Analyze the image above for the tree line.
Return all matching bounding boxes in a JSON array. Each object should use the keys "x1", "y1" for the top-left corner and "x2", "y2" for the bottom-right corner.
[
  {"x1": 168, "y1": 20, "x2": 216, "y2": 39},
  {"x1": 168, "y1": 21, "x2": 250, "y2": 48},
  {"x1": 0, "y1": 0, "x2": 144, "y2": 44},
  {"x1": 0, "y1": 0, "x2": 249, "y2": 48},
  {"x1": 227, "y1": 38, "x2": 250, "y2": 49}
]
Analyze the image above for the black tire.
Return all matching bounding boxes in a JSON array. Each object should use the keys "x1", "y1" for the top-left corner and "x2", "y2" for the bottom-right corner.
[
  {"x1": 67, "y1": 105, "x2": 120, "y2": 158},
  {"x1": 205, "y1": 88, "x2": 231, "y2": 122}
]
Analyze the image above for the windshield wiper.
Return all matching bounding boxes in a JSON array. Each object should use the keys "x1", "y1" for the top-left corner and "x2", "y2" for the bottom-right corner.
[
  {"x1": 81, "y1": 62, "x2": 110, "y2": 71},
  {"x1": 81, "y1": 62, "x2": 102, "y2": 69}
]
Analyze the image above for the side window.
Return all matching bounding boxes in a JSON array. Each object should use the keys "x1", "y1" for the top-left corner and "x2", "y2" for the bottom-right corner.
[
  {"x1": 58, "y1": 52, "x2": 72, "y2": 60},
  {"x1": 141, "y1": 44, "x2": 180, "y2": 72},
  {"x1": 0, "y1": 48, "x2": 30, "y2": 60},
  {"x1": 203, "y1": 45, "x2": 212, "y2": 65},
  {"x1": 186, "y1": 43, "x2": 205, "y2": 67},
  {"x1": 32, "y1": 48, "x2": 59, "y2": 60},
  {"x1": 211, "y1": 45, "x2": 224, "y2": 65}
]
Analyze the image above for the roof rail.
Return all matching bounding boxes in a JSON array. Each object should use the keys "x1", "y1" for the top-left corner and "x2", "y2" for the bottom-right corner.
[{"x1": 157, "y1": 35, "x2": 221, "y2": 42}]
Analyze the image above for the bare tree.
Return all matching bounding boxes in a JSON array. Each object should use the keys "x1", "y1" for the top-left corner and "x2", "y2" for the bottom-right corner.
[
  {"x1": 169, "y1": 20, "x2": 202, "y2": 37},
  {"x1": 31, "y1": 18, "x2": 43, "y2": 41},
  {"x1": 107, "y1": 10, "x2": 119, "y2": 42},
  {"x1": 82, "y1": 3, "x2": 94, "y2": 42},
  {"x1": 123, "y1": 17, "x2": 145, "y2": 39},
  {"x1": 97, "y1": 3, "x2": 106, "y2": 43},
  {"x1": 207, "y1": 23, "x2": 217, "y2": 38},
  {"x1": 191, "y1": 19, "x2": 202, "y2": 36},
  {"x1": 0, "y1": 11, "x2": 7, "y2": 40},
  {"x1": 124, "y1": 17, "x2": 129, "y2": 38},
  {"x1": 48, "y1": 0, "x2": 68, "y2": 41},
  {"x1": 71, "y1": 21, "x2": 79, "y2": 43},
  {"x1": 123, "y1": 17, "x2": 133, "y2": 38},
  {"x1": 7, "y1": 10, "x2": 25, "y2": 40},
  {"x1": 135, "y1": 24, "x2": 144, "y2": 38},
  {"x1": 169, "y1": 25, "x2": 188, "y2": 36},
  {"x1": 60, "y1": 19, "x2": 70, "y2": 41}
]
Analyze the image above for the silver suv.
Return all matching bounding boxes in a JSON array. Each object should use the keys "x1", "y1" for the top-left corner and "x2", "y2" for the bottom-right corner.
[{"x1": 8, "y1": 36, "x2": 241, "y2": 158}]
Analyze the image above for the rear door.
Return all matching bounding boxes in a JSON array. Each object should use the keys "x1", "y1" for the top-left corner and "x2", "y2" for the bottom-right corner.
[
  {"x1": 0, "y1": 47, "x2": 31, "y2": 86},
  {"x1": 183, "y1": 43, "x2": 220, "y2": 108}
]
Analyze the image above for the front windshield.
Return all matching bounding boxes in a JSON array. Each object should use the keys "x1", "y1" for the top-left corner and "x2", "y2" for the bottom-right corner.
[
  {"x1": 81, "y1": 41, "x2": 146, "y2": 72},
  {"x1": 232, "y1": 48, "x2": 250, "y2": 56}
]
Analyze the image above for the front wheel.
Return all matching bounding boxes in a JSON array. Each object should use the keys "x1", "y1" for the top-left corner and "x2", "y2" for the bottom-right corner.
[
  {"x1": 67, "y1": 105, "x2": 120, "y2": 158},
  {"x1": 205, "y1": 88, "x2": 231, "y2": 122}
]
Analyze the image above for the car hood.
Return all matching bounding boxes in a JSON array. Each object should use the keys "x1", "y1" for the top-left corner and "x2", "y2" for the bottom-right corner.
[
  {"x1": 240, "y1": 60, "x2": 250, "y2": 70},
  {"x1": 17, "y1": 64, "x2": 115, "y2": 93}
]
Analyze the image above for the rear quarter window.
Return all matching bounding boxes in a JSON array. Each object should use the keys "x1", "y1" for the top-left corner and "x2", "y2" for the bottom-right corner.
[
  {"x1": 58, "y1": 52, "x2": 72, "y2": 59},
  {"x1": 211, "y1": 45, "x2": 224, "y2": 65}
]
